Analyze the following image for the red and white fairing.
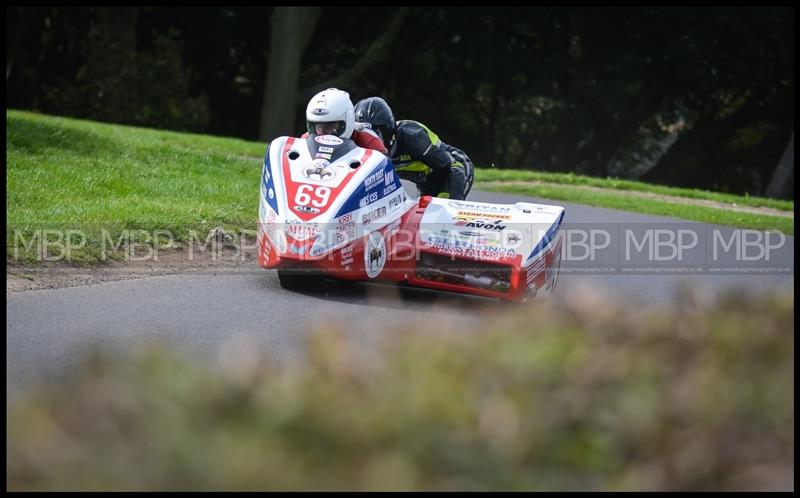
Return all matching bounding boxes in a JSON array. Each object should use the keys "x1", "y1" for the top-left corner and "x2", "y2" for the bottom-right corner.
[
  {"x1": 411, "y1": 198, "x2": 565, "y2": 300},
  {"x1": 258, "y1": 134, "x2": 565, "y2": 301},
  {"x1": 258, "y1": 134, "x2": 416, "y2": 280}
]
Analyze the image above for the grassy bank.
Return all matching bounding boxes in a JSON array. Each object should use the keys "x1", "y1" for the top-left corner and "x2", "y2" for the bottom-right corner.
[
  {"x1": 7, "y1": 110, "x2": 263, "y2": 263},
  {"x1": 7, "y1": 287, "x2": 794, "y2": 491}
]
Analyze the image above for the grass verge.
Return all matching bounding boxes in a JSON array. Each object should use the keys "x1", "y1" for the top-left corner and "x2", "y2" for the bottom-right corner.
[
  {"x1": 475, "y1": 180, "x2": 794, "y2": 235},
  {"x1": 475, "y1": 169, "x2": 793, "y2": 212},
  {"x1": 7, "y1": 110, "x2": 264, "y2": 263}
]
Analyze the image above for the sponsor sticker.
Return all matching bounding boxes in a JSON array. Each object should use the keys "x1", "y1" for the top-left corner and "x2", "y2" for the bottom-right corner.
[
  {"x1": 315, "y1": 152, "x2": 332, "y2": 160},
  {"x1": 315, "y1": 135, "x2": 344, "y2": 146},
  {"x1": 358, "y1": 191, "x2": 379, "y2": 208},
  {"x1": 388, "y1": 193, "x2": 404, "y2": 210},
  {"x1": 302, "y1": 159, "x2": 336, "y2": 182},
  {"x1": 448, "y1": 201, "x2": 511, "y2": 214},
  {"x1": 286, "y1": 221, "x2": 319, "y2": 241},
  {"x1": 382, "y1": 183, "x2": 398, "y2": 196},
  {"x1": 319, "y1": 146, "x2": 334, "y2": 153},
  {"x1": 340, "y1": 245, "x2": 354, "y2": 267},
  {"x1": 455, "y1": 210, "x2": 512, "y2": 221},
  {"x1": 294, "y1": 205, "x2": 321, "y2": 214},
  {"x1": 336, "y1": 213, "x2": 356, "y2": 243},
  {"x1": 310, "y1": 108, "x2": 329, "y2": 116},
  {"x1": 361, "y1": 206, "x2": 387, "y2": 224},
  {"x1": 453, "y1": 216, "x2": 507, "y2": 231},
  {"x1": 364, "y1": 169, "x2": 385, "y2": 190},
  {"x1": 427, "y1": 243, "x2": 516, "y2": 261},
  {"x1": 436, "y1": 229, "x2": 498, "y2": 247},
  {"x1": 311, "y1": 241, "x2": 338, "y2": 257},
  {"x1": 526, "y1": 258, "x2": 545, "y2": 285},
  {"x1": 364, "y1": 231, "x2": 387, "y2": 278}
]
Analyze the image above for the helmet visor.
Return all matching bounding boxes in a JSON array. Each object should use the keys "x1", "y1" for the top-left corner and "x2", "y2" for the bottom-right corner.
[{"x1": 308, "y1": 120, "x2": 346, "y2": 137}]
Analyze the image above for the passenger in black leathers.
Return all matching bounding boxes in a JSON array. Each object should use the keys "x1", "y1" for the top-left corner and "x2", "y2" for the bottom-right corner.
[{"x1": 354, "y1": 97, "x2": 474, "y2": 200}]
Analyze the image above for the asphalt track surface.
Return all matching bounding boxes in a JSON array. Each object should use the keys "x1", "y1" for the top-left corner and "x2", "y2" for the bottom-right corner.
[{"x1": 7, "y1": 189, "x2": 794, "y2": 385}]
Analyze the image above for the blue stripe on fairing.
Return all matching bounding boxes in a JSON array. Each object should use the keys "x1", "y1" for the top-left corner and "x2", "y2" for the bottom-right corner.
[
  {"x1": 333, "y1": 156, "x2": 395, "y2": 217},
  {"x1": 526, "y1": 209, "x2": 565, "y2": 262},
  {"x1": 261, "y1": 142, "x2": 279, "y2": 215}
]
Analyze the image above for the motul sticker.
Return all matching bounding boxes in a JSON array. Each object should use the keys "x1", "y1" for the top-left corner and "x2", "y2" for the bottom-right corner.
[{"x1": 315, "y1": 135, "x2": 343, "y2": 146}]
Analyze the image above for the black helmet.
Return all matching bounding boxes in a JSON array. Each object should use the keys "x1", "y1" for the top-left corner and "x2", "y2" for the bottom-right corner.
[{"x1": 354, "y1": 97, "x2": 396, "y2": 150}]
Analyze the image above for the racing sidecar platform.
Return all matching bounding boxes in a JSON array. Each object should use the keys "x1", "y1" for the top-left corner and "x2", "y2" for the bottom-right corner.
[{"x1": 257, "y1": 134, "x2": 565, "y2": 301}]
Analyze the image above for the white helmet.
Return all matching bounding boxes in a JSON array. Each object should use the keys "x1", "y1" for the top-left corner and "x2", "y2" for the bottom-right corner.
[{"x1": 305, "y1": 88, "x2": 355, "y2": 139}]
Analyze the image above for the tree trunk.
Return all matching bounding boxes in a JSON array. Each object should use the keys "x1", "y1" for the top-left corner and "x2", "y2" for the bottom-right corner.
[
  {"x1": 297, "y1": 7, "x2": 411, "y2": 101},
  {"x1": 643, "y1": 91, "x2": 763, "y2": 190},
  {"x1": 6, "y1": 7, "x2": 24, "y2": 83},
  {"x1": 259, "y1": 7, "x2": 321, "y2": 142},
  {"x1": 765, "y1": 131, "x2": 794, "y2": 199},
  {"x1": 83, "y1": 7, "x2": 139, "y2": 123}
]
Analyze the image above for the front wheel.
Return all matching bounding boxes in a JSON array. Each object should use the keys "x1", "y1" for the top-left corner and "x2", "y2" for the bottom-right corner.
[{"x1": 277, "y1": 269, "x2": 327, "y2": 291}]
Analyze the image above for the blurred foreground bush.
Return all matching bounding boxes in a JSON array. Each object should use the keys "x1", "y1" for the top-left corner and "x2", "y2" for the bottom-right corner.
[{"x1": 7, "y1": 287, "x2": 794, "y2": 491}]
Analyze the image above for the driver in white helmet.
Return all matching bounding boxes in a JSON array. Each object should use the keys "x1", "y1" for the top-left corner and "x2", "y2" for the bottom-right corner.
[{"x1": 301, "y1": 88, "x2": 387, "y2": 154}]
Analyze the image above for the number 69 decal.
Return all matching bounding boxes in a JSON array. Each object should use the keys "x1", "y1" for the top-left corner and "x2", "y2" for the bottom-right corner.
[{"x1": 295, "y1": 184, "x2": 331, "y2": 208}]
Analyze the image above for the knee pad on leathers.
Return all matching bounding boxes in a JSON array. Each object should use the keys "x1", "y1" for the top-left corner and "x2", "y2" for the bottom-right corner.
[{"x1": 448, "y1": 165, "x2": 467, "y2": 201}]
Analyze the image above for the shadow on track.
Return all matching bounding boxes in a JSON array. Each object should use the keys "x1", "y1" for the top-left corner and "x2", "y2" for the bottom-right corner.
[{"x1": 259, "y1": 271, "x2": 520, "y2": 316}]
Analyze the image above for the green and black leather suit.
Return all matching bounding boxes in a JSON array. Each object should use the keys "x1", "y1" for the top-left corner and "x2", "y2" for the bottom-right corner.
[{"x1": 388, "y1": 120, "x2": 474, "y2": 200}]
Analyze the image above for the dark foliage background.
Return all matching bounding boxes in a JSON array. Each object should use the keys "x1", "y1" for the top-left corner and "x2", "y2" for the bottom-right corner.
[{"x1": 6, "y1": 6, "x2": 794, "y2": 197}]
